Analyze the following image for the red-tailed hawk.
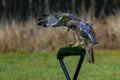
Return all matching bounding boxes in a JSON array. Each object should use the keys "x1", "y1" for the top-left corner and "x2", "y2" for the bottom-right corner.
[{"x1": 37, "y1": 12, "x2": 98, "y2": 63}]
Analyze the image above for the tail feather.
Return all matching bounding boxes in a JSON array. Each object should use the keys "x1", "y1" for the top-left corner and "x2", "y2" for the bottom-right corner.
[{"x1": 88, "y1": 44, "x2": 94, "y2": 63}]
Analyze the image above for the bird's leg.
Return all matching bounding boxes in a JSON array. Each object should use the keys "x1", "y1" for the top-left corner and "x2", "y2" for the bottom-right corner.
[
  {"x1": 68, "y1": 34, "x2": 83, "y2": 47},
  {"x1": 78, "y1": 36, "x2": 84, "y2": 46}
]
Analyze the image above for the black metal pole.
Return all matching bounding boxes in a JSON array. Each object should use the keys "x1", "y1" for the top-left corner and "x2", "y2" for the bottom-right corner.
[
  {"x1": 73, "y1": 52, "x2": 85, "y2": 80},
  {"x1": 59, "y1": 59, "x2": 71, "y2": 80}
]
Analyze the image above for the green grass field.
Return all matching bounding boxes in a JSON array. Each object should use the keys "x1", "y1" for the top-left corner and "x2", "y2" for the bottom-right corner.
[{"x1": 0, "y1": 50, "x2": 120, "y2": 80}]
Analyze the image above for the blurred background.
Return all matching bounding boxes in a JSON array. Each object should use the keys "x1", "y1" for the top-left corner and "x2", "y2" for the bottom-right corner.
[
  {"x1": 0, "y1": 0, "x2": 120, "y2": 53},
  {"x1": 0, "y1": 1, "x2": 120, "y2": 80}
]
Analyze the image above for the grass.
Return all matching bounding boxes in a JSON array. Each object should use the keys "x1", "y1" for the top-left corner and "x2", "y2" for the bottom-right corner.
[{"x1": 0, "y1": 50, "x2": 120, "y2": 80}]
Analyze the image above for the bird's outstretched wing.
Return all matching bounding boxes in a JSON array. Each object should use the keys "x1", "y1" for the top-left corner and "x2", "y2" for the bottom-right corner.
[{"x1": 37, "y1": 12, "x2": 81, "y2": 27}]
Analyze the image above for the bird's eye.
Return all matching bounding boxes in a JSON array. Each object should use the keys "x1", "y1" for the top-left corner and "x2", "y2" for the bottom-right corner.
[
  {"x1": 69, "y1": 25, "x2": 75, "y2": 28},
  {"x1": 68, "y1": 25, "x2": 76, "y2": 30}
]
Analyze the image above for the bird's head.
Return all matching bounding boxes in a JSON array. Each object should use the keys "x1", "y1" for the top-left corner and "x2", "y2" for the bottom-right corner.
[{"x1": 67, "y1": 20, "x2": 80, "y2": 31}]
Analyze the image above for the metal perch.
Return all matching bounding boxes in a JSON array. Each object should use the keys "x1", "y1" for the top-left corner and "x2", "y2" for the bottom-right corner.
[{"x1": 57, "y1": 46, "x2": 86, "y2": 80}]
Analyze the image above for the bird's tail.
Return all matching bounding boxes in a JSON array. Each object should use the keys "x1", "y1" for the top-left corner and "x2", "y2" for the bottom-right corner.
[{"x1": 88, "y1": 44, "x2": 94, "y2": 64}]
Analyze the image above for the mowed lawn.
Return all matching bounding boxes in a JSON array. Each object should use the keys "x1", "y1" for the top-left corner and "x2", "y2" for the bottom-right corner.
[{"x1": 0, "y1": 50, "x2": 120, "y2": 80}]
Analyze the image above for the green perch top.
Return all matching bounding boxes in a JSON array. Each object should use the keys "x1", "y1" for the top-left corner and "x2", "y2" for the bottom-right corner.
[{"x1": 57, "y1": 46, "x2": 86, "y2": 60}]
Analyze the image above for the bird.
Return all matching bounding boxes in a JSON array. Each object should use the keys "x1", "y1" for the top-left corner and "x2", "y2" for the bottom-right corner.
[{"x1": 37, "y1": 12, "x2": 98, "y2": 63}]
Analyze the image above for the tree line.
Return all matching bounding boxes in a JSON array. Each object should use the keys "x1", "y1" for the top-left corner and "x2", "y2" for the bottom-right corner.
[{"x1": 0, "y1": 0, "x2": 120, "y2": 21}]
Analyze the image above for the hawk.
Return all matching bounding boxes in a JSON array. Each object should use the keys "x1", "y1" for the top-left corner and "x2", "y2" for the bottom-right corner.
[{"x1": 37, "y1": 12, "x2": 98, "y2": 63}]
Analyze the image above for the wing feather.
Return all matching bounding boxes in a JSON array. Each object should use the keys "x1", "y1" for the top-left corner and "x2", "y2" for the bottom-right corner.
[
  {"x1": 37, "y1": 12, "x2": 81, "y2": 27},
  {"x1": 80, "y1": 22, "x2": 98, "y2": 45}
]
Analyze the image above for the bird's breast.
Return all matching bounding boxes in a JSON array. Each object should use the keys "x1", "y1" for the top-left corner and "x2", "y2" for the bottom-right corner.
[{"x1": 75, "y1": 29, "x2": 84, "y2": 37}]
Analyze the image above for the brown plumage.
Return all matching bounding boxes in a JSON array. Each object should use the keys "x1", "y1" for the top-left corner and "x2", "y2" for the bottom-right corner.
[
  {"x1": 37, "y1": 12, "x2": 98, "y2": 63},
  {"x1": 67, "y1": 20, "x2": 97, "y2": 63}
]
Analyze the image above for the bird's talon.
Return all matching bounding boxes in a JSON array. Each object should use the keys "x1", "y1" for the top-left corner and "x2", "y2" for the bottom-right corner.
[
  {"x1": 68, "y1": 43, "x2": 75, "y2": 47},
  {"x1": 68, "y1": 43, "x2": 79, "y2": 47}
]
